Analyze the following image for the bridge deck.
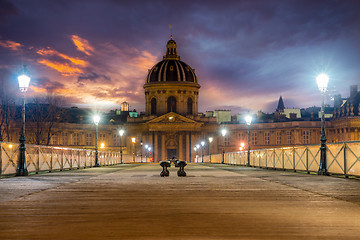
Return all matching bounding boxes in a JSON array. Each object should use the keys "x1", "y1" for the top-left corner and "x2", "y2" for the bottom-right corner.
[{"x1": 1, "y1": 164, "x2": 360, "y2": 240}]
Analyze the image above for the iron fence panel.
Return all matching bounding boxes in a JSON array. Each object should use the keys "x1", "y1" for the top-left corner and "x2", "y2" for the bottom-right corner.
[
  {"x1": 307, "y1": 146, "x2": 320, "y2": 172},
  {"x1": 327, "y1": 144, "x2": 345, "y2": 175},
  {"x1": 344, "y1": 142, "x2": 360, "y2": 176},
  {"x1": 294, "y1": 147, "x2": 307, "y2": 171}
]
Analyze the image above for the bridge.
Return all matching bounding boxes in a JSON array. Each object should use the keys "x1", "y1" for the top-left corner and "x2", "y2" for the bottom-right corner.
[{"x1": 1, "y1": 163, "x2": 360, "y2": 239}]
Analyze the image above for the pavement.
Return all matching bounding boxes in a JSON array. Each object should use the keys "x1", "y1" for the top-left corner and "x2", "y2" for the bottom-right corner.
[{"x1": 0, "y1": 163, "x2": 360, "y2": 240}]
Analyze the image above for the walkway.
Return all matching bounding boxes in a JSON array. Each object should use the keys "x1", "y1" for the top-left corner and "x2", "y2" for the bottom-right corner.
[{"x1": 1, "y1": 164, "x2": 360, "y2": 239}]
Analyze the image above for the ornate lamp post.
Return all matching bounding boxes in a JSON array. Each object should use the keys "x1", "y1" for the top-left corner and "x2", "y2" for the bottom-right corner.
[
  {"x1": 221, "y1": 129, "x2": 227, "y2": 164},
  {"x1": 316, "y1": 73, "x2": 329, "y2": 175},
  {"x1": 16, "y1": 67, "x2": 31, "y2": 176},
  {"x1": 201, "y1": 140, "x2": 205, "y2": 163},
  {"x1": 93, "y1": 114, "x2": 100, "y2": 167},
  {"x1": 119, "y1": 129, "x2": 125, "y2": 164},
  {"x1": 208, "y1": 137, "x2": 213, "y2": 163},
  {"x1": 245, "y1": 115, "x2": 252, "y2": 167}
]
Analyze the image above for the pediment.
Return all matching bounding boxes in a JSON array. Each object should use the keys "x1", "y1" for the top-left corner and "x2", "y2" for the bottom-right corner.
[{"x1": 145, "y1": 112, "x2": 200, "y2": 125}]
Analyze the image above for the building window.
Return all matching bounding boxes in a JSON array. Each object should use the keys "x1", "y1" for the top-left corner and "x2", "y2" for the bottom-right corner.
[
  {"x1": 264, "y1": 132, "x2": 270, "y2": 145},
  {"x1": 251, "y1": 132, "x2": 257, "y2": 145},
  {"x1": 99, "y1": 133, "x2": 106, "y2": 142},
  {"x1": 113, "y1": 134, "x2": 120, "y2": 146},
  {"x1": 62, "y1": 133, "x2": 68, "y2": 145},
  {"x1": 73, "y1": 133, "x2": 80, "y2": 145},
  {"x1": 303, "y1": 130, "x2": 310, "y2": 144},
  {"x1": 287, "y1": 131, "x2": 292, "y2": 144},
  {"x1": 225, "y1": 134, "x2": 230, "y2": 146},
  {"x1": 167, "y1": 96, "x2": 176, "y2": 113},
  {"x1": 151, "y1": 98, "x2": 157, "y2": 115},
  {"x1": 276, "y1": 132, "x2": 282, "y2": 145},
  {"x1": 86, "y1": 133, "x2": 92, "y2": 146},
  {"x1": 187, "y1": 98, "x2": 193, "y2": 115},
  {"x1": 52, "y1": 133, "x2": 58, "y2": 145}
]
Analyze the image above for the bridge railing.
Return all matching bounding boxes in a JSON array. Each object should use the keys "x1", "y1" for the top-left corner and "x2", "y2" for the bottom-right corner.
[
  {"x1": 0, "y1": 142, "x2": 135, "y2": 176},
  {"x1": 205, "y1": 141, "x2": 360, "y2": 177}
]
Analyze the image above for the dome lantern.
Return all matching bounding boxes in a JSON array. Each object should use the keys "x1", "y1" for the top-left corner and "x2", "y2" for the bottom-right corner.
[{"x1": 164, "y1": 35, "x2": 180, "y2": 60}]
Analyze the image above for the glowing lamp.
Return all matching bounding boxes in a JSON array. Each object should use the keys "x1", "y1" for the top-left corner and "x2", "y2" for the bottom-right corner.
[
  {"x1": 131, "y1": 137, "x2": 136, "y2": 143},
  {"x1": 93, "y1": 115, "x2": 100, "y2": 125},
  {"x1": 119, "y1": 129, "x2": 125, "y2": 136},
  {"x1": 245, "y1": 115, "x2": 252, "y2": 125},
  {"x1": 18, "y1": 74, "x2": 31, "y2": 93},
  {"x1": 221, "y1": 129, "x2": 227, "y2": 137},
  {"x1": 316, "y1": 73, "x2": 329, "y2": 93},
  {"x1": 208, "y1": 137, "x2": 213, "y2": 143},
  {"x1": 201, "y1": 141, "x2": 205, "y2": 147}
]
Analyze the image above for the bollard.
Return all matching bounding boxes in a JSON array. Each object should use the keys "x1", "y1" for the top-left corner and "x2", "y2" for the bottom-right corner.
[
  {"x1": 177, "y1": 161, "x2": 187, "y2": 177},
  {"x1": 160, "y1": 161, "x2": 171, "y2": 177}
]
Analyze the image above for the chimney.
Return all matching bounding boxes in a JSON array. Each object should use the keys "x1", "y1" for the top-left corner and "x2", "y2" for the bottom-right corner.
[{"x1": 350, "y1": 85, "x2": 358, "y2": 98}]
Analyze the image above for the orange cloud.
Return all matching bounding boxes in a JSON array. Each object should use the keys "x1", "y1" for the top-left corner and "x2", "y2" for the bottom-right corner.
[
  {"x1": 37, "y1": 48, "x2": 88, "y2": 67},
  {"x1": 38, "y1": 59, "x2": 83, "y2": 76},
  {"x1": 0, "y1": 40, "x2": 22, "y2": 50},
  {"x1": 71, "y1": 35, "x2": 94, "y2": 55}
]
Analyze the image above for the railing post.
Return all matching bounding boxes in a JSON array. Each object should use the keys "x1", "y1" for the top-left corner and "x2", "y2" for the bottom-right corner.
[
  {"x1": 265, "y1": 150, "x2": 268, "y2": 169},
  {"x1": 293, "y1": 147, "x2": 296, "y2": 172},
  {"x1": 37, "y1": 146, "x2": 40, "y2": 174},
  {"x1": 306, "y1": 147, "x2": 309, "y2": 174},
  {"x1": 0, "y1": 143, "x2": 2, "y2": 176},
  {"x1": 344, "y1": 143, "x2": 348, "y2": 178},
  {"x1": 50, "y1": 148, "x2": 53, "y2": 172},
  {"x1": 273, "y1": 149, "x2": 275, "y2": 169},
  {"x1": 282, "y1": 149, "x2": 285, "y2": 171}
]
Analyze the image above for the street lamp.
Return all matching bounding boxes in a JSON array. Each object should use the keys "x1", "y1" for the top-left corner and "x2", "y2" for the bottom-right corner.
[
  {"x1": 201, "y1": 140, "x2": 205, "y2": 163},
  {"x1": 316, "y1": 73, "x2": 329, "y2": 175},
  {"x1": 245, "y1": 115, "x2": 252, "y2": 167},
  {"x1": 221, "y1": 129, "x2": 227, "y2": 164},
  {"x1": 119, "y1": 129, "x2": 125, "y2": 164},
  {"x1": 93, "y1": 114, "x2": 100, "y2": 167},
  {"x1": 16, "y1": 66, "x2": 31, "y2": 176},
  {"x1": 132, "y1": 137, "x2": 136, "y2": 162},
  {"x1": 208, "y1": 137, "x2": 213, "y2": 163}
]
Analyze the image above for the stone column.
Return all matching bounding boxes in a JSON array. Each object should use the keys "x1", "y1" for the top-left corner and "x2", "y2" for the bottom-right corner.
[
  {"x1": 162, "y1": 133, "x2": 166, "y2": 161},
  {"x1": 185, "y1": 132, "x2": 190, "y2": 162},
  {"x1": 154, "y1": 132, "x2": 158, "y2": 162},
  {"x1": 179, "y1": 133, "x2": 183, "y2": 160}
]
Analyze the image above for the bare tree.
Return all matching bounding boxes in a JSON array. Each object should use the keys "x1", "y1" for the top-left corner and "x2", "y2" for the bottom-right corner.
[{"x1": 27, "y1": 94, "x2": 65, "y2": 145}]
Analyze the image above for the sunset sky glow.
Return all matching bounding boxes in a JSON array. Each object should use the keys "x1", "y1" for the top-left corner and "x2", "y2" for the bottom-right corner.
[{"x1": 1, "y1": 0, "x2": 360, "y2": 114}]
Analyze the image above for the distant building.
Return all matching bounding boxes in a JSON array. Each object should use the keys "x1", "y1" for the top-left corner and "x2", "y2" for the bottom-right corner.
[{"x1": 213, "y1": 110, "x2": 231, "y2": 124}]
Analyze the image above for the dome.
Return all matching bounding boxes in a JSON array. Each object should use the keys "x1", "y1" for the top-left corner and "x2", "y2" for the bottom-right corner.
[{"x1": 145, "y1": 36, "x2": 197, "y2": 84}]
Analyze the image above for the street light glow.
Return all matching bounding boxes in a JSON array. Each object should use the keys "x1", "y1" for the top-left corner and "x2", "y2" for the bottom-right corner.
[
  {"x1": 18, "y1": 74, "x2": 31, "y2": 93},
  {"x1": 245, "y1": 115, "x2": 252, "y2": 125},
  {"x1": 208, "y1": 137, "x2": 213, "y2": 143},
  {"x1": 93, "y1": 114, "x2": 100, "y2": 125},
  {"x1": 201, "y1": 141, "x2": 205, "y2": 147},
  {"x1": 221, "y1": 129, "x2": 227, "y2": 137},
  {"x1": 316, "y1": 73, "x2": 329, "y2": 93},
  {"x1": 119, "y1": 129, "x2": 125, "y2": 136},
  {"x1": 131, "y1": 137, "x2": 136, "y2": 143}
]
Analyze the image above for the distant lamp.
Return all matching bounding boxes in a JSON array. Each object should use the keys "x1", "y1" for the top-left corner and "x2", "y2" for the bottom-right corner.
[
  {"x1": 245, "y1": 114, "x2": 252, "y2": 167},
  {"x1": 208, "y1": 137, "x2": 213, "y2": 163},
  {"x1": 100, "y1": 143, "x2": 105, "y2": 149},
  {"x1": 93, "y1": 114, "x2": 100, "y2": 167},
  {"x1": 119, "y1": 129, "x2": 125, "y2": 164},
  {"x1": 201, "y1": 140, "x2": 205, "y2": 163},
  {"x1": 221, "y1": 128, "x2": 227, "y2": 164}
]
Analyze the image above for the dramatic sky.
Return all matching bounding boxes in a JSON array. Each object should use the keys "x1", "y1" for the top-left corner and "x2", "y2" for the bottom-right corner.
[{"x1": 1, "y1": 0, "x2": 360, "y2": 114}]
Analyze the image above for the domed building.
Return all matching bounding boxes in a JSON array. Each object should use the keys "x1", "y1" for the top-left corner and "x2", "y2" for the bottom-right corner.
[
  {"x1": 126, "y1": 36, "x2": 218, "y2": 162},
  {"x1": 144, "y1": 36, "x2": 200, "y2": 116}
]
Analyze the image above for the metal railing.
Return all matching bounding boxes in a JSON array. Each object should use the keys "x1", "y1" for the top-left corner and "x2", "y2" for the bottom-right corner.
[
  {"x1": 0, "y1": 142, "x2": 142, "y2": 176},
  {"x1": 204, "y1": 141, "x2": 360, "y2": 177}
]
